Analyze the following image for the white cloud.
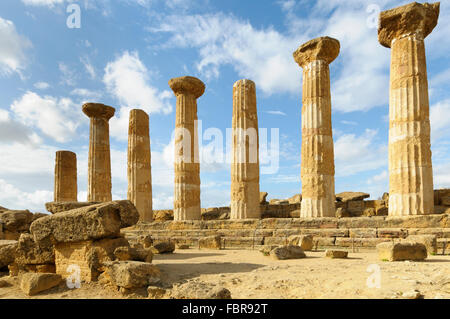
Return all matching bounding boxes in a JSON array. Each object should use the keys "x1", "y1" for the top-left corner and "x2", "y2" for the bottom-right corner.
[
  {"x1": 58, "y1": 62, "x2": 77, "y2": 86},
  {"x1": 335, "y1": 129, "x2": 387, "y2": 177},
  {"x1": 70, "y1": 88, "x2": 102, "y2": 101},
  {"x1": 0, "y1": 179, "x2": 52, "y2": 212},
  {"x1": 10, "y1": 91, "x2": 81, "y2": 143},
  {"x1": 80, "y1": 56, "x2": 96, "y2": 79},
  {"x1": 103, "y1": 51, "x2": 173, "y2": 140},
  {"x1": 0, "y1": 17, "x2": 32, "y2": 76},
  {"x1": 430, "y1": 99, "x2": 450, "y2": 142},
  {"x1": 21, "y1": 0, "x2": 64, "y2": 7},
  {"x1": 34, "y1": 81, "x2": 50, "y2": 90},
  {"x1": 265, "y1": 111, "x2": 287, "y2": 116}
]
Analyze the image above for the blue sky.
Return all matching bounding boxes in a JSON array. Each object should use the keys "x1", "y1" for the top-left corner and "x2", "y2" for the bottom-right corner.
[{"x1": 0, "y1": 0, "x2": 449, "y2": 212}]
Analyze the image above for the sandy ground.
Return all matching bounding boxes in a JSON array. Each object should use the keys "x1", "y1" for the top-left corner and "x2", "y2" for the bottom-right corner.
[{"x1": 1, "y1": 249, "x2": 449, "y2": 299}]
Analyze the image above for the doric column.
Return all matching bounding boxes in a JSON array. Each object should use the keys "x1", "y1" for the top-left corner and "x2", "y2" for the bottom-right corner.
[
  {"x1": 82, "y1": 103, "x2": 115, "y2": 202},
  {"x1": 293, "y1": 36, "x2": 339, "y2": 218},
  {"x1": 127, "y1": 109, "x2": 153, "y2": 222},
  {"x1": 54, "y1": 150, "x2": 77, "y2": 202},
  {"x1": 231, "y1": 79, "x2": 260, "y2": 219},
  {"x1": 378, "y1": 2, "x2": 439, "y2": 216},
  {"x1": 169, "y1": 76, "x2": 205, "y2": 220}
]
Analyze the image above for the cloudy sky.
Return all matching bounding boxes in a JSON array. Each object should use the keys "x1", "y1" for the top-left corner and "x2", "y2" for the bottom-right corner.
[{"x1": 0, "y1": 0, "x2": 449, "y2": 212}]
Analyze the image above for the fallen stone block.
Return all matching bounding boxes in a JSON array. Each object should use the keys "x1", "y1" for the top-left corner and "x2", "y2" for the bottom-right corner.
[
  {"x1": 405, "y1": 235, "x2": 437, "y2": 255},
  {"x1": 151, "y1": 241, "x2": 175, "y2": 254},
  {"x1": 104, "y1": 261, "x2": 161, "y2": 289},
  {"x1": 325, "y1": 250, "x2": 348, "y2": 259},
  {"x1": 55, "y1": 237, "x2": 129, "y2": 282},
  {"x1": 15, "y1": 234, "x2": 54, "y2": 266},
  {"x1": 198, "y1": 235, "x2": 222, "y2": 249},
  {"x1": 0, "y1": 240, "x2": 18, "y2": 269},
  {"x1": 0, "y1": 210, "x2": 34, "y2": 240},
  {"x1": 20, "y1": 273, "x2": 62, "y2": 296},
  {"x1": 288, "y1": 194, "x2": 302, "y2": 204},
  {"x1": 30, "y1": 200, "x2": 139, "y2": 245},
  {"x1": 377, "y1": 242, "x2": 427, "y2": 261},
  {"x1": 170, "y1": 281, "x2": 232, "y2": 299},
  {"x1": 147, "y1": 286, "x2": 167, "y2": 299},
  {"x1": 287, "y1": 235, "x2": 314, "y2": 251},
  {"x1": 270, "y1": 245, "x2": 306, "y2": 260},
  {"x1": 336, "y1": 192, "x2": 370, "y2": 202},
  {"x1": 45, "y1": 201, "x2": 100, "y2": 214}
]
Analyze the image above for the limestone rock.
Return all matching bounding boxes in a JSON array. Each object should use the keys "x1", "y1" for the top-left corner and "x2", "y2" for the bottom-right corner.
[
  {"x1": 287, "y1": 235, "x2": 314, "y2": 251},
  {"x1": 170, "y1": 281, "x2": 232, "y2": 299},
  {"x1": 325, "y1": 250, "x2": 348, "y2": 259},
  {"x1": 260, "y1": 192, "x2": 268, "y2": 204},
  {"x1": 405, "y1": 235, "x2": 437, "y2": 255},
  {"x1": 151, "y1": 241, "x2": 175, "y2": 254},
  {"x1": 202, "y1": 207, "x2": 230, "y2": 220},
  {"x1": 0, "y1": 240, "x2": 17, "y2": 269},
  {"x1": 270, "y1": 245, "x2": 306, "y2": 260},
  {"x1": 0, "y1": 210, "x2": 34, "y2": 239},
  {"x1": 104, "y1": 261, "x2": 161, "y2": 289},
  {"x1": 259, "y1": 245, "x2": 278, "y2": 256},
  {"x1": 20, "y1": 273, "x2": 62, "y2": 296},
  {"x1": 378, "y1": 2, "x2": 440, "y2": 48},
  {"x1": 15, "y1": 233, "x2": 54, "y2": 265},
  {"x1": 54, "y1": 237, "x2": 129, "y2": 282},
  {"x1": 114, "y1": 246, "x2": 132, "y2": 261},
  {"x1": 30, "y1": 200, "x2": 139, "y2": 245},
  {"x1": 45, "y1": 202, "x2": 100, "y2": 214},
  {"x1": 153, "y1": 210, "x2": 174, "y2": 221},
  {"x1": 377, "y1": 242, "x2": 427, "y2": 261},
  {"x1": 336, "y1": 207, "x2": 351, "y2": 218},
  {"x1": 336, "y1": 192, "x2": 370, "y2": 202},
  {"x1": 130, "y1": 247, "x2": 153, "y2": 263},
  {"x1": 288, "y1": 194, "x2": 302, "y2": 204},
  {"x1": 198, "y1": 235, "x2": 222, "y2": 250},
  {"x1": 147, "y1": 286, "x2": 167, "y2": 299},
  {"x1": 293, "y1": 36, "x2": 340, "y2": 67}
]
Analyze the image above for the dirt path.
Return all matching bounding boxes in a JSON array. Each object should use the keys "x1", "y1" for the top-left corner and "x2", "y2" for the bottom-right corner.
[{"x1": 1, "y1": 249, "x2": 449, "y2": 299}]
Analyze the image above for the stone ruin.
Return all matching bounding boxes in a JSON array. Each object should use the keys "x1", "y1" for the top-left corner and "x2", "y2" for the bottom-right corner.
[{"x1": 0, "y1": 2, "x2": 449, "y2": 298}]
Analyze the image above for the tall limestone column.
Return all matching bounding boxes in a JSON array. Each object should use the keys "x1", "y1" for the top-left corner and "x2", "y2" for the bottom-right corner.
[
  {"x1": 54, "y1": 150, "x2": 77, "y2": 202},
  {"x1": 169, "y1": 76, "x2": 205, "y2": 220},
  {"x1": 127, "y1": 109, "x2": 153, "y2": 222},
  {"x1": 231, "y1": 79, "x2": 260, "y2": 219},
  {"x1": 82, "y1": 103, "x2": 115, "y2": 202},
  {"x1": 378, "y1": 2, "x2": 439, "y2": 216},
  {"x1": 293, "y1": 36, "x2": 340, "y2": 218}
]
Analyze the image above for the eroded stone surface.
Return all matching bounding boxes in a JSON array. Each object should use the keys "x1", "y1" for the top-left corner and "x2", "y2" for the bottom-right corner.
[
  {"x1": 377, "y1": 242, "x2": 427, "y2": 261},
  {"x1": 294, "y1": 36, "x2": 339, "y2": 218},
  {"x1": 231, "y1": 79, "x2": 260, "y2": 219},
  {"x1": 128, "y1": 109, "x2": 153, "y2": 222},
  {"x1": 169, "y1": 76, "x2": 205, "y2": 220},
  {"x1": 82, "y1": 103, "x2": 115, "y2": 203},
  {"x1": 20, "y1": 273, "x2": 61, "y2": 296}
]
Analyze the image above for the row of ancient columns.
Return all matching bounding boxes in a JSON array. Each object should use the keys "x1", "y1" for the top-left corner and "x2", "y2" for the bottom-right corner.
[{"x1": 52, "y1": 1, "x2": 439, "y2": 220}]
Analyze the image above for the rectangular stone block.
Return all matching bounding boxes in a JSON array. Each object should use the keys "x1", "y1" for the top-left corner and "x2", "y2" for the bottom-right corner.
[
  {"x1": 347, "y1": 201, "x2": 365, "y2": 215},
  {"x1": 405, "y1": 235, "x2": 437, "y2": 255},
  {"x1": 337, "y1": 217, "x2": 386, "y2": 229},
  {"x1": 300, "y1": 228, "x2": 348, "y2": 237},
  {"x1": 335, "y1": 238, "x2": 391, "y2": 248},
  {"x1": 349, "y1": 228, "x2": 377, "y2": 238},
  {"x1": 376, "y1": 242, "x2": 427, "y2": 261},
  {"x1": 377, "y1": 228, "x2": 408, "y2": 238}
]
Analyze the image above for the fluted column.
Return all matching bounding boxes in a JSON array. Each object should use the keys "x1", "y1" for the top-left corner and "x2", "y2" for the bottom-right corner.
[
  {"x1": 82, "y1": 103, "x2": 115, "y2": 202},
  {"x1": 231, "y1": 79, "x2": 260, "y2": 219},
  {"x1": 293, "y1": 36, "x2": 339, "y2": 218},
  {"x1": 128, "y1": 109, "x2": 153, "y2": 222},
  {"x1": 54, "y1": 151, "x2": 77, "y2": 202},
  {"x1": 169, "y1": 76, "x2": 205, "y2": 220},
  {"x1": 378, "y1": 2, "x2": 439, "y2": 216}
]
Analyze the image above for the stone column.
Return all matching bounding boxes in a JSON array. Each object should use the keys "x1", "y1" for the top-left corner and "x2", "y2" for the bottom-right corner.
[
  {"x1": 82, "y1": 103, "x2": 115, "y2": 202},
  {"x1": 169, "y1": 76, "x2": 205, "y2": 220},
  {"x1": 54, "y1": 150, "x2": 77, "y2": 202},
  {"x1": 127, "y1": 109, "x2": 153, "y2": 222},
  {"x1": 378, "y1": 2, "x2": 439, "y2": 216},
  {"x1": 293, "y1": 36, "x2": 339, "y2": 218},
  {"x1": 231, "y1": 79, "x2": 260, "y2": 219}
]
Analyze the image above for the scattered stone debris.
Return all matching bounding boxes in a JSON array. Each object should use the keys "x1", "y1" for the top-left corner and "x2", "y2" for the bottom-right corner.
[
  {"x1": 377, "y1": 242, "x2": 427, "y2": 261},
  {"x1": 151, "y1": 241, "x2": 175, "y2": 254},
  {"x1": 170, "y1": 281, "x2": 232, "y2": 299},
  {"x1": 325, "y1": 250, "x2": 348, "y2": 259},
  {"x1": 270, "y1": 245, "x2": 306, "y2": 260},
  {"x1": 199, "y1": 235, "x2": 222, "y2": 250},
  {"x1": 103, "y1": 261, "x2": 161, "y2": 289},
  {"x1": 20, "y1": 273, "x2": 62, "y2": 296},
  {"x1": 287, "y1": 235, "x2": 314, "y2": 251}
]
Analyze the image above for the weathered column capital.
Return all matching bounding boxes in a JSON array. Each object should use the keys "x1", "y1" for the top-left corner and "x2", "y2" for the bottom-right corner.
[
  {"x1": 169, "y1": 76, "x2": 205, "y2": 98},
  {"x1": 378, "y1": 2, "x2": 440, "y2": 48},
  {"x1": 82, "y1": 103, "x2": 115, "y2": 120},
  {"x1": 233, "y1": 79, "x2": 255, "y2": 89},
  {"x1": 293, "y1": 36, "x2": 340, "y2": 68}
]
